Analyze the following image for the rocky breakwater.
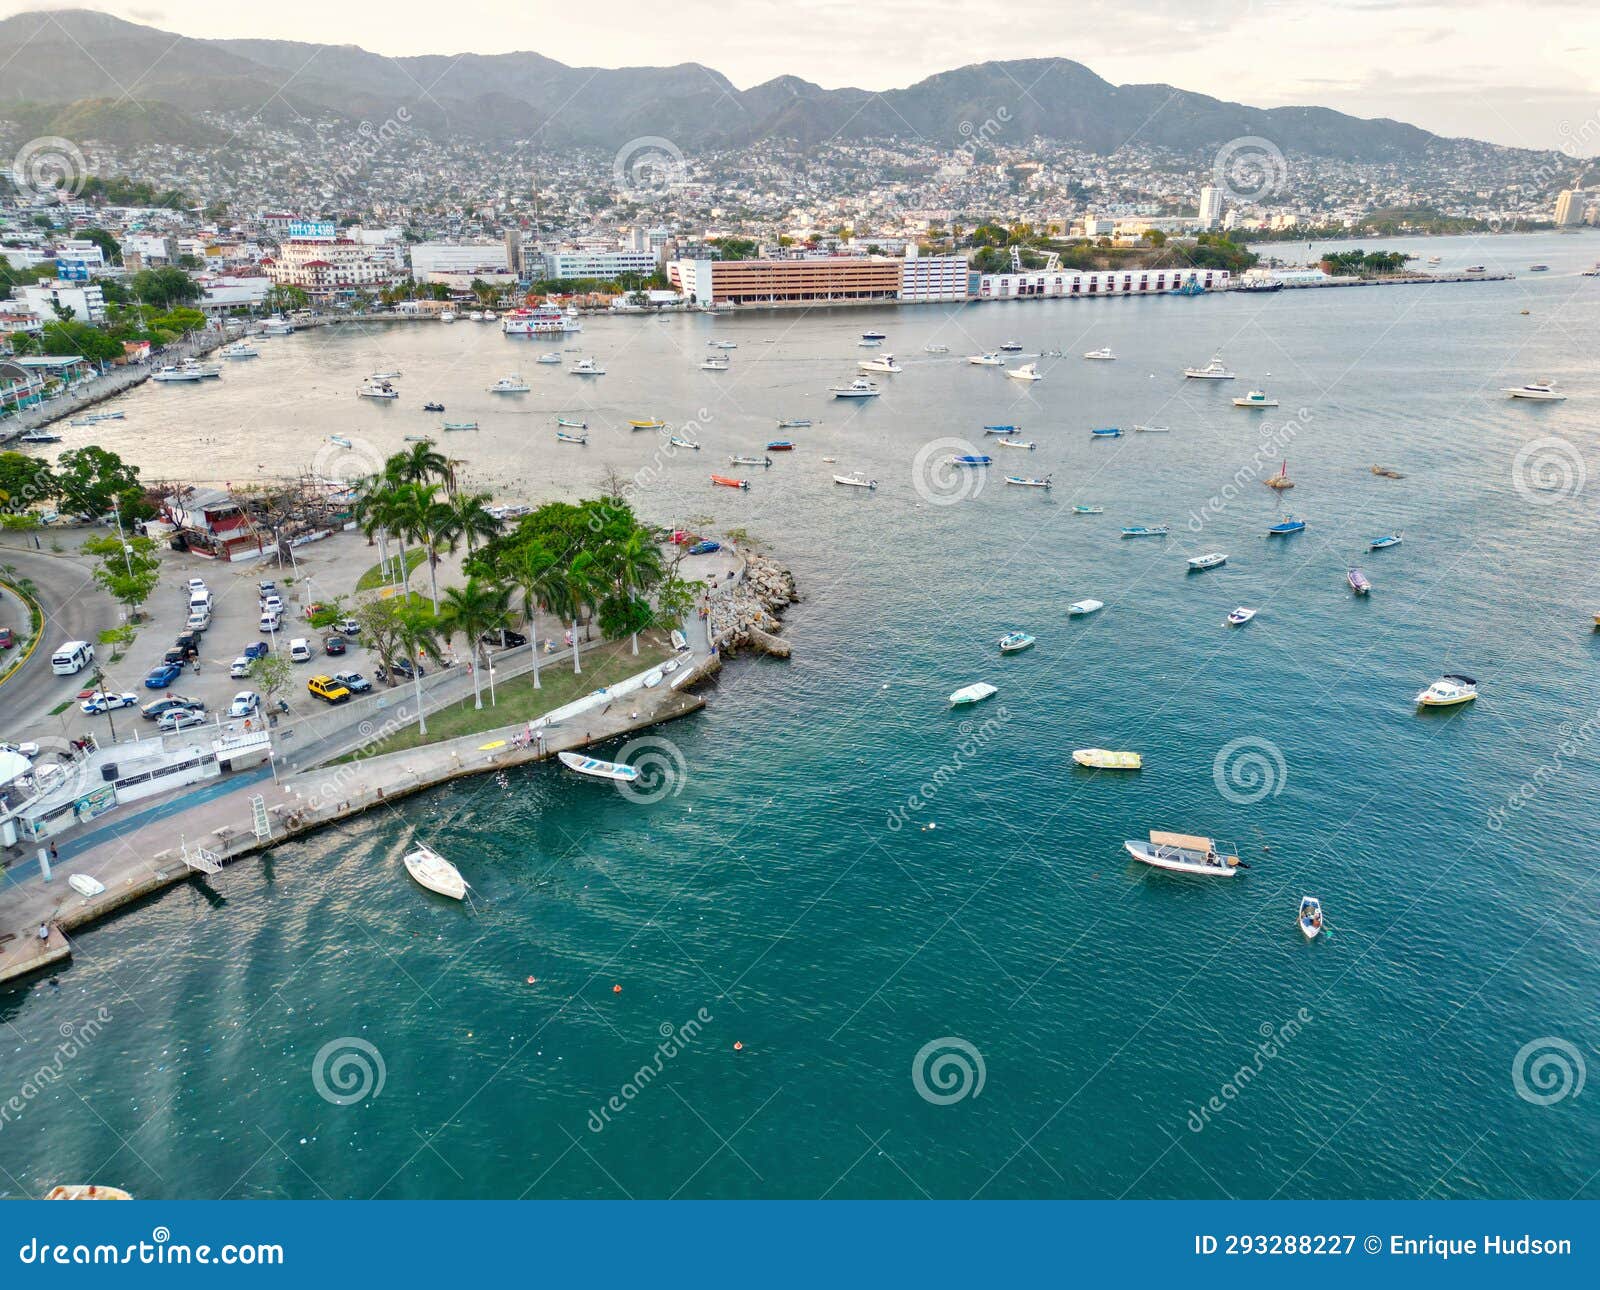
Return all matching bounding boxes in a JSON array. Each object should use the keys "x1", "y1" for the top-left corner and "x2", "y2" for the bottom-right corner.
[{"x1": 708, "y1": 553, "x2": 798, "y2": 658}]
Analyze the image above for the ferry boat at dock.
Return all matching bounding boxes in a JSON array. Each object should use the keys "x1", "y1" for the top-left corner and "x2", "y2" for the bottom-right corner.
[{"x1": 501, "y1": 304, "x2": 582, "y2": 335}]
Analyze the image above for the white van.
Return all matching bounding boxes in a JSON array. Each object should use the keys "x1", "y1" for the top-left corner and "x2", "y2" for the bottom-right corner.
[
  {"x1": 51, "y1": 640, "x2": 95, "y2": 676},
  {"x1": 188, "y1": 590, "x2": 212, "y2": 614}
]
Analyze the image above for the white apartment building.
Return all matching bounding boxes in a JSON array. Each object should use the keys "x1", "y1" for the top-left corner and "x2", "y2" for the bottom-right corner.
[
  {"x1": 263, "y1": 239, "x2": 392, "y2": 295},
  {"x1": 17, "y1": 281, "x2": 107, "y2": 323},
  {"x1": 974, "y1": 267, "x2": 1230, "y2": 301},
  {"x1": 541, "y1": 249, "x2": 659, "y2": 281},
  {"x1": 898, "y1": 250, "x2": 970, "y2": 303},
  {"x1": 1198, "y1": 185, "x2": 1223, "y2": 229},
  {"x1": 409, "y1": 242, "x2": 510, "y2": 278},
  {"x1": 1554, "y1": 189, "x2": 1586, "y2": 226}
]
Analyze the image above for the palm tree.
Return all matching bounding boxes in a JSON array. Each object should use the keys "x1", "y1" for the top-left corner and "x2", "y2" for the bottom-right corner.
[
  {"x1": 393, "y1": 604, "x2": 445, "y2": 736},
  {"x1": 444, "y1": 490, "x2": 501, "y2": 556},
  {"x1": 416, "y1": 494, "x2": 461, "y2": 614},
  {"x1": 609, "y1": 528, "x2": 665, "y2": 654},
  {"x1": 381, "y1": 481, "x2": 435, "y2": 600},
  {"x1": 440, "y1": 578, "x2": 511, "y2": 709},
  {"x1": 389, "y1": 439, "x2": 448, "y2": 487},
  {"x1": 505, "y1": 540, "x2": 561, "y2": 690},
  {"x1": 562, "y1": 550, "x2": 601, "y2": 675}
]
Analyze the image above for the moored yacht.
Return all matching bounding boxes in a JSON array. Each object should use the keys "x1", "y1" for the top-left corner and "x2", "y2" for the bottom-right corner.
[
  {"x1": 858, "y1": 353, "x2": 902, "y2": 374},
  {"x1": 1006, "y1": 362, "x2": 1042, "y2": 382},
  {"x1": 1183, "y1": 356, "x2": 1236, "y2": 379},
  {"x1": 1415, "y1": 674, "x2": 1478, "y2": 707},
  {"x1": 1083, "y1": 346, "x2": 1115, "y2": 361},
  {"x1": 569, "y1": 357, "x2": 606, "y2": 375},
  {"x1": 967, "y1": 352, "x2": 1004, "y2": 366},
  {"x1": 358, "y1": 378, "x2": 399, "y2": 399},
  {"x1": 152, "y1": 364, "x2": 203, "y2": 382},
  {"x1": 488, "y1": 375, "x2": 530, "y2": 393},
  {"x1": 830, "y1": 377, "x2": 881, "y2": 398},
  {"x1": 1502, "y1": 381, "x2": 1566, "y2": 401},
  {"x1": 1233, "y1": 389, "x2": 1279, "y2": 408}
]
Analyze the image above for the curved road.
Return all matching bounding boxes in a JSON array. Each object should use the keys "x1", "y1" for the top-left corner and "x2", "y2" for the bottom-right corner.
[{"x1": 0, "y1": 542, "x2": 115, "y2": 738}]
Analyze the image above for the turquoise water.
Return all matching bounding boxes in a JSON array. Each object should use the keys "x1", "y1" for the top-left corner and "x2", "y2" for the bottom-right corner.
[{"x1": 5, "y1": 232, "x2": 1599, "y2": 1199}]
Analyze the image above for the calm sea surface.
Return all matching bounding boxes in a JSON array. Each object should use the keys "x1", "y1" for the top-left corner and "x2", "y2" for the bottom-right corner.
[{"x1": 5, "y1": 231, "x2": 1599, "y2": 1199}]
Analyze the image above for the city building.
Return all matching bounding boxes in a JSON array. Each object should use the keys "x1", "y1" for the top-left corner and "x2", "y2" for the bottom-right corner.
[
  {"x1": 262, "y1": 239, "x2": 392, "y2": 296},
  {"x1": 1198, "y1": 185, "x2": 1223, "y2": 229},
  {"x1": 17, "y1": 281, "x2": 107, "y2": 323},
  {"x1": 408, "y1": 241, "x2": 510, "y2": 278},
  {"x1": 668, "y1": 257, "x2": 902, "y2": 306},
  {"x1": 1554, "y1": 189, "x2": 1586, "y2": 227},
  {"x1": 974, "y1": 267, "x2": 1230, "y2": 300},
  {"x1": 504, "y1": 227, "x2": 523, "y2": 277},
  {"x1": 898, "y1": 249, "x2": 970, "y2": 303},
  {"x1": 541, "y1": 248, "x2": 659, "y2": 281}
]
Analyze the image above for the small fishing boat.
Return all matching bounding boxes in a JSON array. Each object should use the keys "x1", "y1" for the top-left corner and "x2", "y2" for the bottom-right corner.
[
  {"x1": 442, "y1": 420, "x2": 478, "y2": 431},
  {"x1": 950, "y1": 454, "x2": 992, "y2": 467},
  {"x1": 711, "y1": 474, "x2": 750, "y2": 490},
  {"x1": 403, "y1": 434, "x2": 429, "y2": 442},
  {"x1": 45, "y1": 1185, "x2": 132, "y2": 1200},
  {"x1": 1233, "y1": 390, "x2": 1279, "y2": 408},
  {"x1": 1371, "y1": 465, "x2": 1405, "y2": 479},
  {"x1": 68, "y1": 873, "x2": 106, "y2": 897},
  {"x1": 220, "y1": 341, "x2": 259, "y2": 358},
  {"x1": 833, "y1": 471, "x2": 877, "y2": 489},
  {"x1": 1529, "y1": 264, "x2": 1550, "y2": 273},
  {"x1": 700, "y1": 356, "x2": 731, "y2": 371},
  {"x1": 766, "y1": 440, "x2": 795, "y2": 452},
  {"x1": 85, "y1": 411, "x2": 124, "y2": 421},
  {"x1": 1072, "y1": 748, "x2": 1141, "y2": 770},
  {"x1": 556, "y1": 417, "x2": 587, "y2": 429},
  {"x1": 1415, "y1": 674, "x2": 1477, "y2": 707},
  {"x1": 731, "y1": 454, "x2": 773, "y2": 467},
  {"x1": 776, "y1": 418, "x2": 812, "y2": 428},
  {"x1": 998, "y1": 341, "x2": 1023, "y2": 352},
  {"x1": 569, "y1": 358, "x2": 606, "y2": 375},
  {"x1": 857, "y1": 338, "x2": 881, "y2": 347},
  {"x1": 998, "y1": 631, "x2": 1035, "y2": 653},
  {"x1": 1502, "y1": 381, "x2": 1566, "y2": 401},
  {"x1": 328, "y1": 435, "x2": 353, "y2": 448},
  {"x1": 403, "y1": 843, "x2": 468, "y2": 900},
  {"x1": 1072, "y1": 505, "x2": 1104, "y2": 515},
  {"x1": 423, "y1": 401, "x2": 445, "y2": 412},
  {"x1": 489, "y1": 376, "x2": 530, "y2": 393},
  {"x1": 1068, "y1": 599, "x2": 1104, "y2": 616},
  {"x1": 1007, "y1": 362, "x2": 1042, "y2": 382},
  {"x1": 1267, "y1": 516, "x2": 1306, "y2": 536},
  {"x1": 949, "y1": 681, "x2": 998, "y2": 707},
  {"x1": 557, "y1": 750, "x2": 640, "y2": 782},
  {"x1": 1183, "y1": 356, "x2": 1235, "y2": 379},
  {"x1": 1082, "y1": 346, "x2": 1115, "y2": 361},
  {"x1": 923, "y1": 343, "x2": 950, "y2": 353},
  {"x1": 670, "y1": 630, "x2": 689, "y2": 652},
  {"x1": 1124, "y1": 830, "x2": 1241, "y2": 878},
  {"x1": 1090, "y1": 426, "x2": 1122, "y2": 438},
  {"x1": 1187, "y1": 552, "x2": 1227, "y2": 571},
  {"x1": 1298, "y1": 896, "x2": 1323, "y2": 940},
  {"x1": 995, "y1": 437, "x2": 1036, "y2": 449},
  {"x1": 1133, "y1": 424, "x2": 1170, "y2": 433},
  {"x1": 861, "y1": 330, "x2": 887, "y2": 341},
  {"x1": 630, "y1": 418, "x2": 666, "y2": 430},
  {"x1": 1005, "y1": 475, "x2": 1052, "y2": 489},
  {"x1": 983, "y1": 424, "x2": 1021, "y2": 435},
  {"x1": 1369, "y1": 533, "x2": 1403, "y2": 550},
  {"x1": 1347, "y1": 568, "x2": 1372, "y2": 595},
  {"x1": 707, "y1": 340, "x2": 737, "y2": 350},
  {"x1": 669, "y1": 435, "x2": 700, "y2": 450},
  {"x1": 1120, "y1": 525, "x2": 1169, "y2": 538},
  {"x1": 20, "y1": 430, "x2": 62, "y2": 443},
  {"x1": 1226, "y1": 606, "x2": 1256, "y2": 626},
  {"x1": 1265, "y1": 460, "x2": 1294, "y2": 489},
  {"x1": 556, "y1": 430, "x2": 588, "y2": 444},
  {"x1": 968, "y1": 352, "x2": 1004, "y2": 366},
  {"x1": 830, "y1": 378, "x2": 881, "y2": 398},
  {"x1": 370, "y1": 371, "x2": 403, "y2": 380}
]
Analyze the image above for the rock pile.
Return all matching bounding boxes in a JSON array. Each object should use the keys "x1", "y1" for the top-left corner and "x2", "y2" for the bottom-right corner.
[{"x1": 708, "y1": 553, "x2": 798, "y2": 657}]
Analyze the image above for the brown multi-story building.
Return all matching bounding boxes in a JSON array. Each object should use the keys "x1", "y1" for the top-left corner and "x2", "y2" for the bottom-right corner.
[{"x1": 669, "y1": 256, "x2": 902, "y2": 306}]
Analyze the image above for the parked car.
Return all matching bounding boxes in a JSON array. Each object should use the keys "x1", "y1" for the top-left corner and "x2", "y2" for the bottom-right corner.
[
  {"x1": 481, "y1": 629, "x2": 528, "y2": 649},
  {"x1": 687, "y1": 540, "x2": 721, "y2": 555},
  {"x1": 141, "y1": 695, "x2": 204, "y2": 720},
  {"x1": 331, "y1": 669, "x2": 371, "y2": 694},
  {"x1": 323, "y1": 635, "x2": 347, "y2": 656},
  {"x1": 144, "y1": 661, "x2": 184, "y2": 689},
  {"x1": 243, "y1": 641, "x2": 269, "y2": 660},
  {"x1": 174, "y1": 630, "x2": 201, "y2": 654},
  {"x1": 185, "y1": 610, "x2": 211, "y2": 632},
  {"x1": 186, "y1": 578, "x2": 208, "y2": 595},
  {"x1": 288, "y1": 638, "x2": 314, "y2": 662},
  {"x1": 257, "y1": 581, "x2": 277, "y2": 597},
  {"x1": 80, "y1": 690, "x2": 139, "y2": 715},
  {"x1": 307, "y1": 674, "x2": 352, "y2": 705},
  {"x1": 375, "y1": 656, "x2": 424, "y2": 683},
  {"x1": 228, "y1": 690, "x2": 262, "y2": 718},
  {"x1": 229, "y1": 656, "x2": 253, "y2": 679},
  {"x1": 0, "y1": 627, "x2": 13, "y2": 649},
  {"x1": 162, "y1": 646, "x2": 189, "y2": 666},
  {"x1": 156, "y1": 707, "x2": 207, "y2": 732},
  {"x1": 335, "y1": 618, "x2": 361, "y2": 636}
]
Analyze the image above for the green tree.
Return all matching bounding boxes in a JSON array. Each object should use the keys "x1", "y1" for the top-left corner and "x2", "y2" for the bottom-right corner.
[
  {"x1": 126, "y1": 266, "x2": 200, "y2": 310},
  {"x1": 249, "y1": 653, "x2": 293, "y2": 709},
  {"x1": 392, "y1": 603, "x2": 445, "y2": 734},
  {"x1": 0, "y1": 452, "x2": 56, "y2": 514},
  {"x1": 439, "y1": 577, "x2": 511, "y2": 709},
  {"x1": 263, "y1": 284, "x2": 310, "y2": 313},
  {"x1": 82, "y1": 532, "x2": 161, "y2": 622},
  {"x1": 76, "y1": 227, "x2": 122, "y2": 266},
  {"x1": 53, "y1": 446, "x2": 147, "y2": 520}
]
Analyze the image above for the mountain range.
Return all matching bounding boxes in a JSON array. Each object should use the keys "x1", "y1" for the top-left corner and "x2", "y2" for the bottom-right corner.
[{"x1": 0, "y1": 9, "x2": 1531, "y2": 163}]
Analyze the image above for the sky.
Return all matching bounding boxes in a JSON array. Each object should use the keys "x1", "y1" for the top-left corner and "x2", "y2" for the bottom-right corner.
[{"x1": 5, "y1": 1, "x2": 1599, "y2": 152}]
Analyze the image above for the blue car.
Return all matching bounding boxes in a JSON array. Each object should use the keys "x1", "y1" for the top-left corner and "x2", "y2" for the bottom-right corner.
[
  {"x1": 243, "y1": 641, "x2": 269, "y2": 660},
  {"x1": 144, "y1": 661, "x2": 184, "y2": 689},
  {"x1": 687, "y1": 540, "x2": 721, "y2": 555}
]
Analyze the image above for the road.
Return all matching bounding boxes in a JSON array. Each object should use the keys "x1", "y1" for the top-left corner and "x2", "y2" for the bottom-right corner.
[{"x1": 0, "y1": 542, "x2": 115, "y2": 737}]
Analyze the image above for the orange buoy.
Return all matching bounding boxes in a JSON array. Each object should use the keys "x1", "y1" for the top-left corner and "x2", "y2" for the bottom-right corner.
[
  {"x1": 733, "y1": 1041, "x2": 744, "y2": 1051},
  {"x1": 526, "y1": 976, "x2": 536, "y2": 984},
  {"x1": 612, "y1": 984, "x2": 622, "y2": 994}
]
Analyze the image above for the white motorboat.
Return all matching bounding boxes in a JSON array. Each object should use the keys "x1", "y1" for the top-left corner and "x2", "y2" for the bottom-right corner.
[
  {"x1": 707, "y1": 340, "x2": 737, "y2": 349},
  {"x1": 1124, "y1": 830, "x2": 1241, "y2": 878},
  {"x1": 358, "y1": 379, "x2": 399, "y2": 399},
  {"x1": 469, "y1": 311, "x2": 484, "y2": 322},
  {"x1": 569, "y1": 358, "x2": 606, "y2": 375},
  {"x1": 1233, "y1": 390, "x2": 1279, "y2": 408},
  {"x1": 1006, "y1": 362, "x2": 1042, "y2": 382},
  {"x1": 68, "y1": 873, "x2": 106, "y2": 898},
  {"x1": 1187, "y1": 552, "x2": 1227, "y2": 571},
  {"x1": 668, "y1": 435, "x2": 700, "y2": 450},
  {"x1": 830, "y1": 378, "x2": 881, "y2": 398},
  {"x1": 833, "y1": 471, "x2": 878, "y2": 489},
  {"x1": 1068, "y1": 599, "x2": 1104, "y2": 615},
  {"x1": 1083, "y1": 346, "x2": 1115, "y2": 361},
  {"x1": 180, "y1": 359, "x2": 221, "y2": 378},
  {"x1": 1226, "y1": 606, "x2": 1257, "y2": 626},
  {"x1": 700, "y1": 356, "x2": 730, "y2": 371},
  {"x1": 967, "y1": 352, "x2": 1004, "y2": 366},
  {"x1": 1502, "y1": 382, "x2": 1566, "y2": 401},
  {"x1": 858, "y1": 353, "x2": 902, "y2": 374},
  {"x1": 1005, "y1": 476, "x2": 1052, "y2": 488},
  {"x1": 731, "y1": 454, "x2": 773, "y2": 467},
  {"x1": 152, "y1": 365, "x2": 203, "y2": 382},
  {"x1": 220, "y1": 341, "x2": 259, "y2": 358},
  {"x1": 995, "y1": 437, "x2": 1037, "y2": 449},
  {"x1": 998, "y1": 631, "x2": 1035, "y2": 653},
  {"x1": 489, "y1": 375, "x2": 530, "y2": 393},
  {"x1": 1133, "y1": 424, "x2": 1170, "y2": 433},
  {"x1": 1298, "y1": 895, "x2": 1323, "y2": 940},
  {"x1": 998, "y1": 341, "x2": 1023, "y2": 351},
  {"x1": 949, "y1": 681, "x2": 998, "y2": 707},
  {"x1": 558, "y1": 750, "x2": 640, "y2": 782},
  {"x1": 1415, "y1": 674, "x2": 1478, "y2": 707},
  {"x1": 670, "y1": 630, "x2": 689, "y2": 652},
  {"x1": 537, "y1": 352, "x2": 563, "y2": 364},
  {"x1": 439, "y1": 311, "x2": 456, "y2": 323},
  {"x1": 403, "y1": 843, "x2": 467, "y2": 900},
  {"x1": 1183, "y1": 356, "x2": 1236, "y2": 379},
  {"x1": 924, "y1": 343, "x2": 950, "y2": 353}
]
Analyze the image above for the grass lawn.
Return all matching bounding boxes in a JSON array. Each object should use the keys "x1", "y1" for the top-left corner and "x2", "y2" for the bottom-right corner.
[
  {"x1": 348, "y1": 635, "x2": 674, "y2": 758},
  {"x1": 356, "y1": 547, "x2": 427, "y2": 592}
]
